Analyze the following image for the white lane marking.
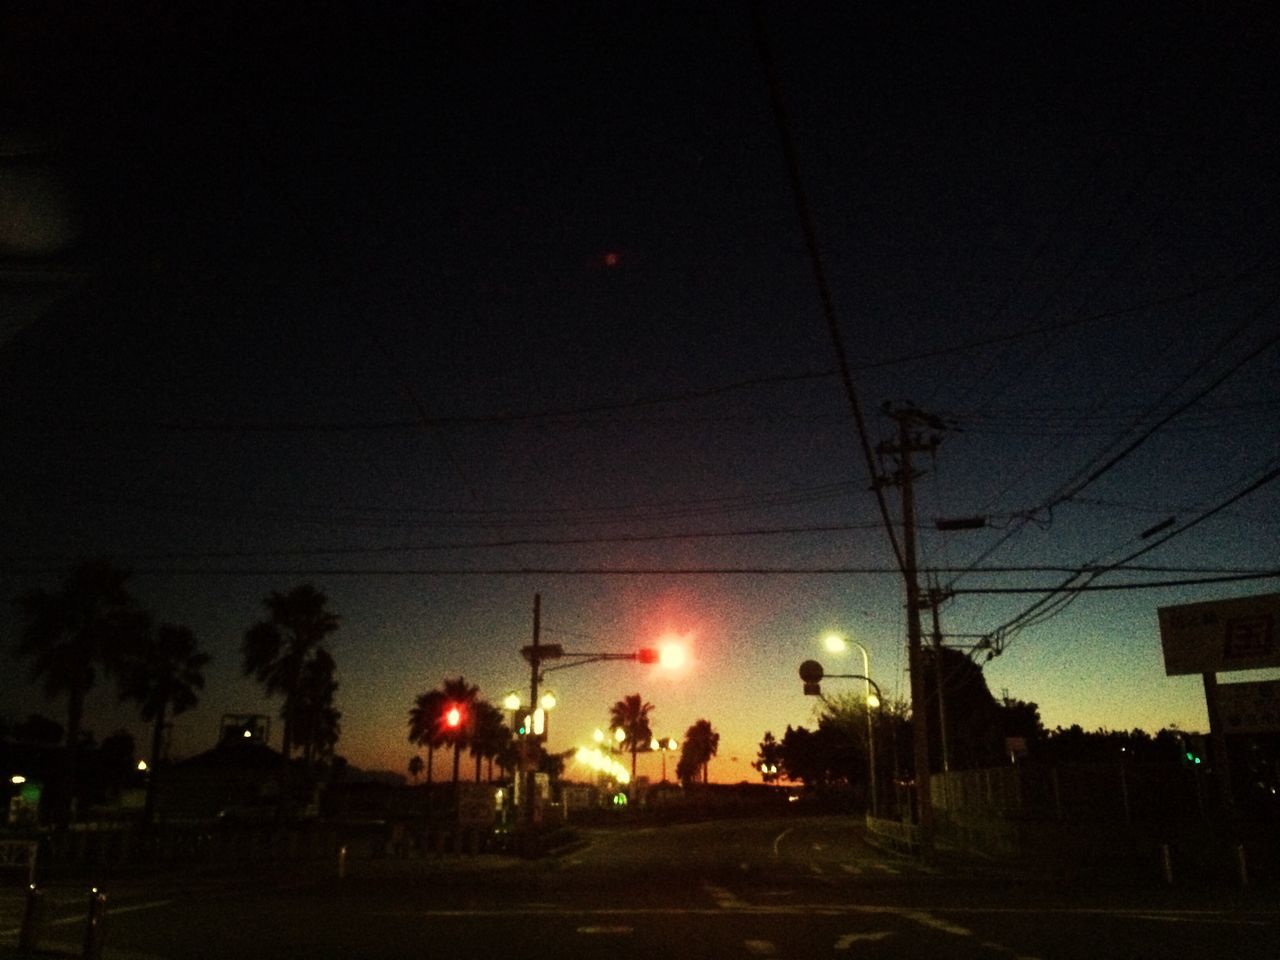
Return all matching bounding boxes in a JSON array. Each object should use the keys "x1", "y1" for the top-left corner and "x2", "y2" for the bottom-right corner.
[
  {"x1": 840, "y1": 864, "x2": 861, "y2": 875},
  {"x1": 872, "y1": 862, "x2": 900, "y2": 875},
  {"x1": 900, "y1": 909, "x2": 972, "y2": 936},
  {"x1": 811, "y1": 843, "x2": 825, "y2": 851},
  {"x1": 809, "y1": 864, "x2": 825, "y2": 875},
  {"x1": 1126, "y1": 913, "x2": 1267, "y2": 926},
  {"x1": 758, "y1": 890, "x2": 795, "y2": 898},
  {"x1": 835, "y1": 931, "x2": 893, "y2": 949},
  {"x1": 702, "y1": 883, "x2": 748, "y2": 910},
  {"x1": 771, "y1": 827, "x2": 794, "y2": 857},
  {"x1": 744, "y1": 939, "x2": 777, "y2": 955},
  {"x1": 577, "y1": 925, "x2": 633, "y2": 935}
]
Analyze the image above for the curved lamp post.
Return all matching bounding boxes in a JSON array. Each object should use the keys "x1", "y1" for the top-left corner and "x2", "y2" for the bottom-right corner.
[{"x1": 801, "y1": 657, "x2": 882, "y2": 817}]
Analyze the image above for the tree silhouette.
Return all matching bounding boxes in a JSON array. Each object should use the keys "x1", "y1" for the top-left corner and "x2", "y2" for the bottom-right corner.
[
  {"x1": 408, "y1": 755, "x2": 424, "y2": 784},
  {"x1": 408, "y1": 689, "x2": 447, "y2": 786},
  {"x1": 608, "y1": 693, "x2": 654, "y2": 791},
  {"x1": 676, "y1": 718, "x2": 720, "y2": 785},
  {"x1": 13, "y1": 560, "x2": 147, "y2": 826},
  {"x1": 468, "y1": 700, "x2": 509, "y2": 782},
  {"x1": 440, "y1": 676, "x2": 480, "y2": 785},
  {"x1": 118, "y1": 622, "x2": 209, "y2": 824},
  {"x1": 242, "y1": 584, "x2": 340, "y2": 762},
  {"x1": 754, "y1": 731, "x2": 783, "y2": 783},
  {"x1": 284, "y1": 648, "x2": 341, "y2": 765}
]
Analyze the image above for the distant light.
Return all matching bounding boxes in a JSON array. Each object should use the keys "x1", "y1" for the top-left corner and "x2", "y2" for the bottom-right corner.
[
  {"x1": 136, "y1": 760, "x2": 148, "y2": 772},
  {"x1": 446, "y1": 707, "x2": 462, "y2": 728},
  {"x1": 650, "y1": 738, "x2": 660, "y2": 751},
  {"x1": 540, "y1": 692, "x2": 557, "y2": 711},
  {"x1": 614, "y1": 727, "x2": 626, "y2": 743},
  {"x1": 243, "y1": 729, "x2": 252, "y2": 738},
  {"x1": 593, "y1": 729, "x2": 605, "y2": 744},
  {"x1": 533, "y1": 708, "x2": 546, "y2": 736},
  {"x1": 666, "y1": 738, "x2": 678, "y2": 750},
  {"x1": 787, "y1": 794, "x2": 799, "y2": 803},
  {"x1": 603, "y1": 251, "x2": 620, "y2": 268},
  {"x1": 866, "y1": 693, "x2": 881, "y2": 709},
  {"x1": 659, "y1": 644, "x2": 686, "y2": 669},
  {"x1": 502, "y1": 692, "x2": 522, "y2": 712},
  {"x1": 823, "y1": 633, "x2": 847, "y2": 654},
  {"x1": 10, "y1": 775, "x2": 25, "y2": 785}
]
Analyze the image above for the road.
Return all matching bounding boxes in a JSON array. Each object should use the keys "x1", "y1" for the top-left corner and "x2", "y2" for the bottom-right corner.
[{"x1": 3, "y1": 816, "x2": 1276, "y2": 959}]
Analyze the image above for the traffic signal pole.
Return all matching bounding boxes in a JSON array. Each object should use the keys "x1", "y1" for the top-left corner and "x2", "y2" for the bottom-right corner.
[{"x1": 525, "y1": 593, "x2": 542, "y2": 829}]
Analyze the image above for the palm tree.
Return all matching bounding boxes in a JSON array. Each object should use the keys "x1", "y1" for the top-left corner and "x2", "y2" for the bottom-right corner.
[
  {"x1": 408, "y1": 755, "x2": 424, "y2": 784},
  {"x1": 468, "y1": 700, "x2": 508, "y2": 782},
  {"x1": 242, "y1": 584, "x2": 340, "y2": 762},
  {"x1": 608, "y1": 693, "x2": 654, "y2": 792},
  {"x1": 117, "y1": 622, "x2": 209, "y2": 824},
  {"x1": 408, "y1": 689, "x2": 447, "y2": 786},
  {"x1": 284, "y1": 648, "x2": 341, "y2": 765},
  {"x1": 439, "y1": 677, "x2": 480, "y2": 785},
  {"x1": 677, "y1": 718, "x2": 720, "y2": 785},
  {"x1": 13, "y1": 560, "x2": 147, "y2": 826}
]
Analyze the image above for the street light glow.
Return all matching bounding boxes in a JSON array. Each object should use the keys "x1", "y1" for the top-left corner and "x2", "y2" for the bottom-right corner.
[
  {"x1": 658, "y1": 643, "x2": 686, "y2": 669},
  {"x1": 823, "y1": 632, "x2": 847, "y2": 654},
  {"x1": 502, "y1": 692, "x2": 522, "y2": 711},
  {"x1": 540, "y1": 692, "x2": 558, "y2": 711},
  {"x1": 867, "y1": 693, "x2": 881, "y2": 709},
  {"x1": 10, "y1": 775, "x2": 25, "y2": 785}
]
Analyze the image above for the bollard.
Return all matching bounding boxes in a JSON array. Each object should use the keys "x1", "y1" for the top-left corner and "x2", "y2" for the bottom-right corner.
[
  {"x1": 19, "y1": 885, "x2": 44, "y2": 952},
  {"x1": 1160, "y1": 844, "x2": 1174, "y2": 886},
  {"x1": 337, "y1": 844, "x2": 348, "y2": 879},
  {"x1": 83, "y1": 888, "x2": 107, "y2": 960},
  {"x1": 1235, "y1": 844, "x2": 1249, "y2": 888}
]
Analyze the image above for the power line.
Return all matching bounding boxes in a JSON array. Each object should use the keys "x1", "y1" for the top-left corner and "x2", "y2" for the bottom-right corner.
[{"x1": 750, "y1": 1, "x2": 906, "y2": 576}]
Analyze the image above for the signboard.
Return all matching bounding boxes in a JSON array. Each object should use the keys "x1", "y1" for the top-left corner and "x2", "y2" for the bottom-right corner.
[
  {"x1": 455, "y1": 783, "x2": 498, "y2": 828},
  {"x1": 1157, "y1": 593, "x2": 1280, "y2": 676},
  {"x1": 1216, "y1": 679, "x2": 1280, "y2": 734}
]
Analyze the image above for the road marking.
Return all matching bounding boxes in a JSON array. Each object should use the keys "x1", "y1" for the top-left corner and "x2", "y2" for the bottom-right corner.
[
  {"x1": 835, "y1": 931, "x2": 893, "y2": 949},
  {"x1": 980, "y1": 942, "x2": 1043, "y2": 960},
  {"x1": 840, "y1": 864, "x2": 862, "y2": 875},
  {"x1": 577, "y1": 925, "x2": 633, "y2": 935},
  {"x1": 811, "y1": 843, "x2": 825, "y2": 851},
  {"x1": 900, "y1": 910, "x2": 972, "y2": 936},
  {"x1": 744, "y1": 939, "x2": 777, "y2": 955},
  {"x1": 703, "y1": 883, "x2": 748, "y2": 910},
  {"x1": 1126, "y1": 913, "x2": 1267, "y2": 926},
  {"x1": 771, "y1": 827, "x2": 794, "y2": 857},
  {"x1": 809, "y1": 864, "x2": 825, "y2": 875},
  {"x1": 872, "y1": 862, "x2": 900, "y2": 875},
  {"x1": 0, "y1": 898, "x2": 174, "y2": 937}
]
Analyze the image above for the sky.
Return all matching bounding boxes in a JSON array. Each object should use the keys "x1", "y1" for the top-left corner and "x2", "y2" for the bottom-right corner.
[{"x1": 1, "y1": 3, "x2": 1277, "y2": 784}]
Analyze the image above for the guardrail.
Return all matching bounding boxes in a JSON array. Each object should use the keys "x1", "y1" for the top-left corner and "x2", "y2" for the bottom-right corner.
[{"x1": 865, "y1": 815, "x2": 920, "y2": 854}]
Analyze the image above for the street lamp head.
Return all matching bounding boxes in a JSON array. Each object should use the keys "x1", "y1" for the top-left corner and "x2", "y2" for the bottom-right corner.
[
  {"x1": 593, "y1": 728, "x2": 605, "y2": 744},
  {"x1": 502, "y1": 692, "x2": 522, "y2": 711},
  {"x1": 823, "y1": 632, "x2": 847, "y2": 654},
  {"x1": 540, "y1": 691, "x2": 557, "y2": 711},
  {"x1": 613, "y1": 726, "x2": 626, "y2": 743},
  {"x1": 866, "y1": 693, "x2": 881, "y2": 709}
]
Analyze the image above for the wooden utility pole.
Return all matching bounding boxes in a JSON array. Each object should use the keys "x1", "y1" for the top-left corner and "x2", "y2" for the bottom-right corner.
[{"x1": 878, "y1": 405, "x2": 942, "y2": 849}]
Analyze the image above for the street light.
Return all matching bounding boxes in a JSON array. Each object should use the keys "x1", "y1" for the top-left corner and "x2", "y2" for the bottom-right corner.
[{"x1": 651, "y1": 736, "x2": 678, "y2": 782}]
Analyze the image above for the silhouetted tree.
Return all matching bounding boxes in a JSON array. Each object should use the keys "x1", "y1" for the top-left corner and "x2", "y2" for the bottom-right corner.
[
  {"x1": 408, "y1": 755, "x2": 424, "y2": 783},
  {"x1": 13, "y1": 560, "x2": 147, "y2": 825},
  {"x1": 242, "y1": 584, "x2": 340, "y2": 762},
  {"x1": 468, "y1": 700, "x2": 509, "y2": 782},
  {"x1": 118, "y1": 621, "x2": 209, "y2": 823},
  {"x1": 608, "y1": 693, "x2": 654, "y2": 791},
  {"x1": 440, "y1": 677, "x2": 480, "y2": 785},
  {"x1": 676, "y1": 718, "x2": 719, "y2": 785},
  {"x1": 408, "y1": 689, "x2": 447, "y2": 786},
  {"x1": 754, "y1": 731, "x2": 783, "y2": 783},
  {"x1": 285, "y1": 648, "x2": 341, "y2": 765}
]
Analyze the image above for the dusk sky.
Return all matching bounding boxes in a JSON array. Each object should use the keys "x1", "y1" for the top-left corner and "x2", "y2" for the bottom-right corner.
[{"x1": 2, "y1": 3, "x2": 1277, "y2": 783}]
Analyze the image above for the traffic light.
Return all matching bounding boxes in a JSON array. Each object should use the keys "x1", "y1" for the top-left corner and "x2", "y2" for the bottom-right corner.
[
  {"x1": 444, "y1": 705, "x2": 463, "y2": 729},
  {"x1": 1185, "y1": 735, "x2": 1206, "y2": 767}
]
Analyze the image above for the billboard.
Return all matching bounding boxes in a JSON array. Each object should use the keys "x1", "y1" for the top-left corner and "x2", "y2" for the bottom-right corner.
[{"x1": 1157, "y1": 593, "x2": 1280, "y2": 676}]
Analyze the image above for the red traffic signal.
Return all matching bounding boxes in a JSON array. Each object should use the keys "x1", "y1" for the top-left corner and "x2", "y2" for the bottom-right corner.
[{"x1": 444, "y1": 705, "x2": 463, "y2": 728}]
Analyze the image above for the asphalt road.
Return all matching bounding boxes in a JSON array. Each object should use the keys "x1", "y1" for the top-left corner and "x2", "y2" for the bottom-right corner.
[{"x1": 3, "y1": 816, "x2": 1276, "y2": 960}]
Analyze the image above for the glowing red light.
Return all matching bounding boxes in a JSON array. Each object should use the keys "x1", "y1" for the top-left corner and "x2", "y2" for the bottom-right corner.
[
  {"x1": 445, "y1": 706, "x2": 462, "y2": 728},
  {"x1": 603, "y1": 251, "x2": 620, "y2": 268}
]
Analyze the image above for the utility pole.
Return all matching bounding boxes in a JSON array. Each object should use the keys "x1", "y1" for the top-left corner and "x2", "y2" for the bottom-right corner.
[
  {"x1": 927, "y1": 586, "x2": 952, "y2": 774},
  {"x1": 878, "y1": 404, "x2": 942, "y2": 849},
  {"x1": 525, "y1": 593, "x2": 542, "y2": 830}
]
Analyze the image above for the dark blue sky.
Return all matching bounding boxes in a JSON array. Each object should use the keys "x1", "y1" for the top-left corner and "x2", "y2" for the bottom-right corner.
[{"x1": 2, "y1": 2, "x2": 1277, "y2": 779}]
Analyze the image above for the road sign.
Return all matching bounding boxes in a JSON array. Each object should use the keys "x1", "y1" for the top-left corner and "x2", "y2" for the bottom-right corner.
[
  {"x1": 1157, "y1": 593, "x2": 1280, "y2": 676},
  {"x1": 520, "y1": 643, "x2": 564, "y2": 663},
  {"x1": 1216, "y1": 679, "x2": 1280, "y2": 734}
]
